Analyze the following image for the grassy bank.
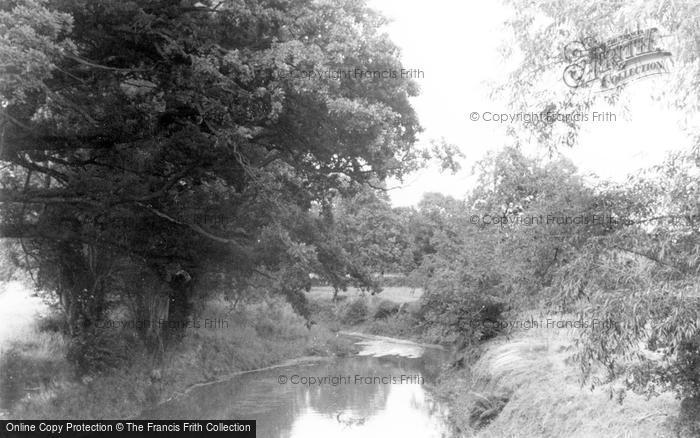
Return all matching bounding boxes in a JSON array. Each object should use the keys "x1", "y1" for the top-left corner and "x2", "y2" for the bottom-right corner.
[
  {"x1": 0, "y1": 282, "x2": 356, "y2": 419},
  {"x1": 308, "y1": 286, "x2": 426, "y2": 340},
  {"x1": 435, "y1": 319, "x2": 682, "y2": 437},
  {"x1": 315, "y1": 287, "x2": 692, "y2": 437}
]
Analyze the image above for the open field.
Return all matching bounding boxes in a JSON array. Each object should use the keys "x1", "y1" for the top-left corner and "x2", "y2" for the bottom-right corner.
[
  {"x1": 307, "y1": 286, "x2": 422, "y2": 304},
  {"x1": 307, "y1": 286, "x2": 426, "y2": 341}
]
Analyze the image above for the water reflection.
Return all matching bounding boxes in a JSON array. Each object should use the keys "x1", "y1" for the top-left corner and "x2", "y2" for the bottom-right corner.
[
  {"x1": 143, "y1": 337, "x2": 455, "y2": 438},
  {"x1": 287, "y1": 379, "x2": 452, "y2": 438},
  {"x1": 354, "y1": 336, "x2": 427, "y2": 359}
]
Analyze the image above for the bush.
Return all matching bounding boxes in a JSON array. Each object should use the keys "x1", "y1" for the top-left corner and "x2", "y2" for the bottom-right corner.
[
  {"x1": 478, "y1": 302, "x2": 506, "y2": 340},
  {"x1": 342, "y1": 298, "x2": 368, "y2": 325},
  {"x1": 373, "y1": 300, "x2": 400, "y2": 319},
  {"x1": 468, "y1": 392, "x2": 509, "y2": 430},
  {"x1": 420, "y1": 283, "x2": 506, "y2": 345},
  {"x1": 252, "y1": 300, "x2": 308, "y2": 340},
  {"x1": 36, "y1": 312, "x2": 69, "y2": 334},
  {"x1": 366, "y1": 311, "x2": 423, "y2": 339},
  {"x1": 67, "y1": 328, "x2": 142, "y2": 374}
]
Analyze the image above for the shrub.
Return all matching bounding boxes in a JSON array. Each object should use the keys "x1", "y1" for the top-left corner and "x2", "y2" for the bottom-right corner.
[
  {"x1": 478, "y1": 302, "x2": 506, "y2": 340},
  {"x1": 67, "y1": 328, "x2": 142, "y2": 374},
  {"x1": 342, "y1": 298, "x2": 368, "y2": 325},
  {"x1": 403, "y1": 301, "x2": 425, "y2": 320},
  {"x1": 252, "y1": 301, "x2": 308, "y2": 340},
  {"x1": 420, "y1": 283, "x2": 506, "y2": 345},
  {"x1": 373, "y1": 300, "x2": 400, "y2": 319},
  {"x1": 468, "y1": 392, "x2": 509, "y2": 430},
  {"x1": 366, "y1": 311, "x2": 423, "y2": 339}
]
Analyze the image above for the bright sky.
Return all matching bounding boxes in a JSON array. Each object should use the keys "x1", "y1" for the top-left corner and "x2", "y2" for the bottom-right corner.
[{"x1": 368, "y1": 0, "x2": 691, "y2": 206}]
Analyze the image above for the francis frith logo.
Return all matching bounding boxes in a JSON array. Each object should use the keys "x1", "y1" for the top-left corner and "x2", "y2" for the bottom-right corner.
[{"x1": 563, "y1": 27, "x2": 672, "y2": 91}]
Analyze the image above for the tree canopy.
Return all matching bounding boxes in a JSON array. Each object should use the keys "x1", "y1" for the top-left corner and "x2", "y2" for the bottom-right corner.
[
  {"x1": 489, "y1": 0, "x2": 700, "y2": 399},
  {"x1": 0, "y1": 0, "x2": 423, "y2": 339}
]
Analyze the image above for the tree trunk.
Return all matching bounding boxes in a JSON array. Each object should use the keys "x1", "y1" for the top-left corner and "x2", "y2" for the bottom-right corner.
[{"x1": 164, "y1": 271, "x2": 193, "y2": 344}]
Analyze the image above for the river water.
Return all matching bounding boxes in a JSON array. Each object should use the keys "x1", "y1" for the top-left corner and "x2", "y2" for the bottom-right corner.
[{"x1": 142, "y1": 333, "x2": 456, "y2": 438}]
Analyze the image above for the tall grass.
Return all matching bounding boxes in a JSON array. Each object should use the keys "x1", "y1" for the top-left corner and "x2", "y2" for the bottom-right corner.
[
  {"x1": 0, "y1": 329, "x2": 72, "y2": 415},
  {"x1": 437, "y1": 317, "x2": 681, "y2": 437},
  {"x1": 0, "y1": 282, "x2": 73, "y2": 415},
  {"x1": 1, "y1": 288, "x2": 351, "y2": 419}
]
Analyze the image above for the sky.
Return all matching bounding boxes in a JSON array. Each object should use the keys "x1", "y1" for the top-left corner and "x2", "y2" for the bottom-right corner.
[{"x1": 367, "y1": 0, "x2": 691, "y2": 206}]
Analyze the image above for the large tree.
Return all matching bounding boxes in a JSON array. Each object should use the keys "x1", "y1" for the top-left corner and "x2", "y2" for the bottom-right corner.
[
  {"x1": 412, "y1": 149, "x2": 604, "y2": 344},
  {"x1": 0, "y1": 0, "x2": 422, "y2": 342}
]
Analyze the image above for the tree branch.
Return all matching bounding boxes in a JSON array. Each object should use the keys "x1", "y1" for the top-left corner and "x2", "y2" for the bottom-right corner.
[
  {"x1": 0, "y1": 188, "x2": 102, "y2": 207},
  {"x1": 136, "y1": 203, "x2": 249, "y2": 248},
  {"x1": 64, "y1": 53, "x2": 150, "y2": 73}
]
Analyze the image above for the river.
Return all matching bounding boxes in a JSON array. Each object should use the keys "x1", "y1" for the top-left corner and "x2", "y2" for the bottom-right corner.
[{"x1": 141, "y1": 332, "x2": 457, "y2": 438}]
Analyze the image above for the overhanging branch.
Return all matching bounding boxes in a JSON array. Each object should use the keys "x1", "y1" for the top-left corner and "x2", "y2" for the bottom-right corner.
[{"x1": 136, "y1": 203, "x2": 249, "y2": 248}]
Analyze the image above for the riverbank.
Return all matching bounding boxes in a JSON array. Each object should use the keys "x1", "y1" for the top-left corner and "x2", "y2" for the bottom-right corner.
[
  {"x1": 316, "y1": 289, "x2": 690, "y2": 437},
  {"x1": 308, "y1": 287, "x2": 426, "y2": 341},
  {"x1": 435, "y1": 321, "x2": 681, "y2": 437},
  {"x1": 0, "y1": 282, "x2": 357, "y2": 419}
]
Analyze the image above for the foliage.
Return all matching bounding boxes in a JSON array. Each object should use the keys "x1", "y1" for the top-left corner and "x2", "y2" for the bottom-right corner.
[
  {"x1": 323, "y1": 187, "x2": 415, "y2": 292},
  {"x1": 412, "y1": 143, "x2": 700, "y2": 398},
  {"x1": 560, "y1": 151, "x2": 700, "y2": 398},
  {"x1": 342, "y1": 297, "x2": 368, "y2": 325},
  {"x1": 468, "y1": 392, "x2": 509, "y2": 430},
  {"x1": 499, "y1": 0, "x2": 700, "y2": 150},
  {"x1": 411, "y1": 147, "x2": 601, "y2": 345},
  {"x1": 494, "y1": 0, "x2": 700, "y2": 401},
  {"x1": 66, "y1": 326, "x2": 143, "y2": 374},
  {"x1": 0, "y1": 0, "x2": 423, "y2": 344},
  {"x1": 373, "y1": 299, "x2": 399, "y2": 319},
  {"x1": 7, "y1": 296, "x2": 338, "y2": 419},
  {"x1": 436, "y1": 325, "x2": 680, "y2": 437},
  {"x1": 0, "y1": 240, "x2": 28, "y2": 282}
]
